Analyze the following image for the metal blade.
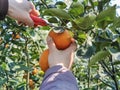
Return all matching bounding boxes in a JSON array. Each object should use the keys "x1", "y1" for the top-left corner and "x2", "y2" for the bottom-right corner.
[{"x1": 47, "y1": 23, "x2": 65, "y2": 33}]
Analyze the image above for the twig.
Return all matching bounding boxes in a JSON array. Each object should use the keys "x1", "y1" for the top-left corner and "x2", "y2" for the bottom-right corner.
[
  {"x1": 98, "y1": 78, "x2": 114, "y2": 89},
  {"x1": 109, "y1": 56, "x2": 119, "y2": 90},
  {"x1": 87, "y1": 58, "x2": 90, "y2": 88},
  {"x1": 25, "y1": 38, "x2": 30, "y2": 90},
  {"x1": 99, "y1": 61, "x2": 113, "y2": 77},
  {"x1": 40, "y1": 0, "x2": 49, "y2": 9}
]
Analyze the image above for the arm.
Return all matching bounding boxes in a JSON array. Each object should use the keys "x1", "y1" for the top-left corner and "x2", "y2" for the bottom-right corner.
[
  {"x1": 40, "y1": 65, "x2": 79, "y2": 90},
  {"x1": 0, "y1": 0, "x2": 36, "y2": 26},
  {"x1": 8, "y1": 0, "x2": 34, "y2": 26},
  {"x1": 0, "y1": 0, "x2": 8, "y2": 20},
  {"x1": 39, "y1": 36, "x2": 78, "y2": 90}
]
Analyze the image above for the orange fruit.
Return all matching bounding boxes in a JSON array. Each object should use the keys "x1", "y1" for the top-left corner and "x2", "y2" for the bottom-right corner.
[
  {"x1": 29, "y1": 79, "x2": 35, "y2": 89},
  {"x1": 49, "y1": 29, "x2": 74, "y2": 50},
  {"x1": 39, "y1": 49, "x2": 49, "y2": 72},
  {"x1": 15, "y1": 34, "x2": 20, "y2": 39},
  {"x1": 12, "y1": 33, "x2": 20, "y2": 39},
  {"x1": 32, "y1": 68, "x2": 38, "y2": 75},
  {"x1": 5, "y1": 43, "x2": 9, "y2": 48}
]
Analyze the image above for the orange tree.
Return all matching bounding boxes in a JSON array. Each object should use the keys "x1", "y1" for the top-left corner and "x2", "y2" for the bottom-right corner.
[{"x1": 0, "y1": 0, "x2": 120, "y2": 90}]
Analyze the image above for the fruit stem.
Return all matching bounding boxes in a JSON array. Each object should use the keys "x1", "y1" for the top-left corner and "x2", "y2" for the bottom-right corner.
[
  {"x1": 40, "y1": 0, "x2": 49, "y2": 9},
  {"x1": 87, "y1": 58, "x2": 90, "y2": 88}
]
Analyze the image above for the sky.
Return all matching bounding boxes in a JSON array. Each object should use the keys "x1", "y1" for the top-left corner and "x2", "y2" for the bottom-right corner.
[{"x1": 110, "y1": 0, "x2": 120, "y2": 16}]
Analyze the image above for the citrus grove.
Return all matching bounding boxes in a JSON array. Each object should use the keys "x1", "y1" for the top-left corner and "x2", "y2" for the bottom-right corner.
[{"x1": 0, "y1": 0, "x2": 120, "y2": 90}]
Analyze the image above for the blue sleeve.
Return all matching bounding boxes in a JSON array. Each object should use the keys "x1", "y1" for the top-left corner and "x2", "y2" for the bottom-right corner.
[{"x1": 39, "y1": 65, "x2": 79, "y2": 90}]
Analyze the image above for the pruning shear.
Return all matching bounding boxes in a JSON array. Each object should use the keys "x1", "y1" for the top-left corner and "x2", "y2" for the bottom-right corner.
[
  {"x1": 47, "y1": 23, "x2": 65, "y2": 33},
  {"x1": 30, "y1": 14, "x2": 65, "y2": 33}
]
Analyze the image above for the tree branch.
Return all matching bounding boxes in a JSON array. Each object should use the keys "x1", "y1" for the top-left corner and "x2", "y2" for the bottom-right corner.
[{"x1": 109, "y1": 56, "x2": 119, "y2": 90}]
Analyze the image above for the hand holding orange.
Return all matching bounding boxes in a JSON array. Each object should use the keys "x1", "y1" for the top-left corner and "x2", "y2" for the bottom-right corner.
[{"x1": 39, "y1": 29, "x2": 75, "y2": 72}]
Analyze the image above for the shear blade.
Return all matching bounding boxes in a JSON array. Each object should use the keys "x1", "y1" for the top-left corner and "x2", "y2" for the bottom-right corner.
[{"x1": 53, "y1": 26, "x2": 64, "y2": 33}]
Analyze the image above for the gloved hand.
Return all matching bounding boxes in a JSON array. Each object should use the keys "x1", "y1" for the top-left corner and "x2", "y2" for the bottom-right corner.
[
  {"x1": 7, "y1": 0, "x2": 35, "y2": 26},
  {"x1": 47, "y1": 36, "x2": 77, "y2": 69}
]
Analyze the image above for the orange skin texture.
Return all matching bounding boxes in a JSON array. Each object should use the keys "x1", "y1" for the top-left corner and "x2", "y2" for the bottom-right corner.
[
  {"x1": 15, "y1": 34, "x2": 20, "y2": 39},
  {"x1": 5, "y1": 43, "x2": 9, "y2": 48},
  {"x1": 12, "y1": 33, "x2": 20, "y2": 39},
  {"x1": 49, "y1": 29, "x2": 74, "y2": 50},
  {"x1": 29, "y1": 79, "x2": 35, "y2": 89},
  {"x1": 32, "y1": 68, "x2": 38, "y2": 75},
  {"x1": 39, "y1": 49, "x2": 49, "y2": 72},
  {"x1": 39, "y1": 30, "x2": 74, "y2": 72}
]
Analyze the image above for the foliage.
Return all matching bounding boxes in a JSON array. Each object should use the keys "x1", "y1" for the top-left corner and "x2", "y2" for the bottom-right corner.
[{"x1": 0, "y1": 0, "x2": 120, "y2": 90}]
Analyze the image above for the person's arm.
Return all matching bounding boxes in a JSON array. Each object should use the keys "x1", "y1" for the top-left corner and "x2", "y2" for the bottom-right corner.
[
  {"x1": 39, "y1": 36, "x2": 78, "y2": 90},
  {"x1": 0, "y1": 0, "x2": 8, "y2": 20},
  {"x1": 0, "y1": 0, "x2": 36, "y2": 26},
  {"x1": 7, "y1": 0, "x2": 34, "y2": 26},
  {"x1": 40, "y1": 65, "x2": 79, "y2": 90}
]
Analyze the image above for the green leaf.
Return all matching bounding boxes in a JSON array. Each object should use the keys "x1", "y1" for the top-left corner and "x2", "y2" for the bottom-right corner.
[
  {"x1": 16, "y1": 82, "x2": 26, "y2": 90},
  {"x1": 108, "y1": 48, "x2": 120, "y2": 61},
  {"x1": 83, "y1": 46, "x2": 96, "y2": 59},
  {"x1": 44, "y1": 8, "x2": 71, "y2": 20},
  {"x1": 4, "y1": 34, "x2": 11, "y2": 42},
  {"x1": 11, "y1": 47, "x2": 21, "y2": 54},
  {"x1": 12, "y1": 41, "x2": 25, "y2": 47},
  {"x1": 113, "y1": 61, "x2": 120, "y2": 65},
  {"x1": 1, "y1": 62, "x2": 10, "y2": 71},
  {"x1": 77, "y1": 32, "x2": 87, "y2": 44},
  {"x1": 0, "y1": 78, "x2": 7, "y2": 86},
  {"x1": 48, "y1": 17, "x2": 59, "y2": 23},
  {"x1": 55, "y1": 1, "x2": 67, "y2": 9},
  {"x1": 31, "y1": 53, "x2": 39, "y2": 60},
  {"x1": 96, "y1": 5, "x2": 116, "y2": 28},
  {"x1": 15, "y1": 65, "x2": 31, "y2": 71},
  {"x1": 89, "y1": 50, "x2": 110, "y2": 66},
  {"x1": 73, "y1": 15, "x2": 95, "y2": 30},
  {"x1": 113, "y1": 17, "x2": 120, "y2": 28},
  {"x1": 1, "y1": 62, "x2": 7, "y2": 70},
  {"x1": 96, "y1": 6, "x2": 116, "y2": 22},
  {"x1": 73, "y1": 0, "x2": 78, "y2": 2},
  {"x1": 69, "y1": 2, "x2": 84, "y2": 16}
]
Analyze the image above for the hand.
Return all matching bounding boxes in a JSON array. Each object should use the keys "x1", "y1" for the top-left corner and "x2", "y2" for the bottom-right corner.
[
  {"x1": 7, "y1": 0, "x2": 35, "y2": 26},
  {"x1": 47, "y1": 36, "x2": 77, "y2": 69}
]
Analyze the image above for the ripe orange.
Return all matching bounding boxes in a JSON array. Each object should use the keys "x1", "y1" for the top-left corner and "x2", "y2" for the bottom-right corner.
[
  {"x1": 39, "y1": 29, "x2": 74, "y2": 72},
  {"x1": 32, "y1": 68, "x2": 38, "y2": 75},
  {"x1": 29, "y1": 79, "x2": 35, "y2": 89},
  {"x1": 15, "y1": 34, "x2": 20, "y2": 39},
  {"x1": 5, "y1": 43, "x2": 9, "y2": 48},
  {"x1": 12, "y1": 33, "x2": 20, "y2": 39},
  {"x1": 49, "y1": 29, "x2": 74, "y2": 50},
  {"x1": 39, "y1": 49, "x2": 49, "y2": 72}
]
